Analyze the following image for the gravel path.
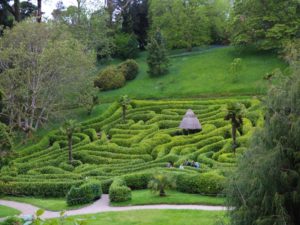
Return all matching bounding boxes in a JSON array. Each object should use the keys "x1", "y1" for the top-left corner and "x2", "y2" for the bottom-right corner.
[{"x1": 0, "y1": 194, "x2": 227, "y2": 219}]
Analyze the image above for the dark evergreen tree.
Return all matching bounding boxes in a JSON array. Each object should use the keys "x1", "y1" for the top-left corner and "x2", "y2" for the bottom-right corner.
[
  {"x1": 227, "y1": 67, "x2": 300, "y2": 225},
  {"x1": 230, "y1": 0, "x2": 300, "y2": 50},
  {"x1": 146, "y1": 31, "x2": 169, "y2": 77}
]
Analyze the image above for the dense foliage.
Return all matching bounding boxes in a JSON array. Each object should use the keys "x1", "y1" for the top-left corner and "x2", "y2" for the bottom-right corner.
[
  {"x1": 0, "y1": 122, "x2": 12, "y2": 155},
  {"x1": 0, "y1": 98, "x2": 261, "y2": 197},
  {"x1": 0, "y1": 20, "x2": 94, "y2": 134},
  {"x1": 149, "y1": 0, "x2": 230, "y2": 49},
  {"x1": 118, "y1": 59, "x2": 139, "y2": 81},
  {"x1": 109, "y1": 178, "x2": 132, "y2": 202},
  {"x1": 114, "y1": 33, "x2": 139, "y2": 59},
  {"x1": 227, "y1": 69, "x2": 300, "y2": 225},
  {"x1": 230, "y1": 0, "x2": 300, "y2": 50},
  {"x1": 94, "y1": 66, "x2": 126, "y2": 91},
  {"x1": 66, "y1": 180, "x2": 102, "y2": 206},
  {"x1": 147, "y1": 31, "x2": 169, "y2": 76}
]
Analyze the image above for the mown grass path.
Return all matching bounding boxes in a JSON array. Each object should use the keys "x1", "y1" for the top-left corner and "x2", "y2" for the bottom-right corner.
[{"x1": 0, "y1": 195, "x2": 227, "y2": 219}]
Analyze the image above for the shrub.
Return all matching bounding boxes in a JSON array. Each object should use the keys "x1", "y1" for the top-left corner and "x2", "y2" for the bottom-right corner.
[
  {"x1": 70, "y1": 160, "x2": 82, "y2": 167},
  {"x1": 114, "y1": 33, "x2": 139, "y2": 59},
  {"x1": 94, "y1": 66, "x2": 125, "y2": 91},
  {"x1": 123, "y1": 172, "x2": 152, "y2": 189},
  {"x1": 148, "y1": 173, "x2": 176, "y2": 196},
  {"x1": 0, "y1": 216, "x2": 23, "y2": 225},
  {"x1": 66, "y1": 180, "x2": 102, "y2": 206},
  {"x1": 109, "y1": 178, "x2": 131, "y2": 202},
  {"x1": 118, "y1": 59, "x2": 139, "y2": 81},
  {"x1": 176, "y1": 171, "x2": 225, "y2": 195},
  {"x1": 59, "y1": 162, "x2": 74, "y2": 172}
]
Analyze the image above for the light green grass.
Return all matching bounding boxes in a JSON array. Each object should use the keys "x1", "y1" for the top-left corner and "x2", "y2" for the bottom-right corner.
[
  {"x1": 2, "y1": 197, "x2": 88, "y2": 211},
  {"x1": 0, "y1": 205, "x2": 20, "y2": 218},
  {"x1": 99, "y1": 46, "x2": 285, "y2": 102},
  {"x1": 56, "y1": 210, "x2": 226, "y2": 225},
  {"x1": 111, "y1": 190, "x2": 225, "y2": 206}
]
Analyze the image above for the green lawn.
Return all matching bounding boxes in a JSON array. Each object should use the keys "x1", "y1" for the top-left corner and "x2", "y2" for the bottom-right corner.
[
  {"x1": 111, "y1": 190, "x2": 225, "y2": 206},
  {"x1": 2, "y1": 197, "x2": 88, "y2": 211},
  {"x1": 0, "y1": 205, "x2": 20, "y2": 218},
  {"x1": 100, "y1": 46, "x2": 285, "y2": 102},
  {"x1": 57, "y1": 210, "x2": 226, "y2": 225}
]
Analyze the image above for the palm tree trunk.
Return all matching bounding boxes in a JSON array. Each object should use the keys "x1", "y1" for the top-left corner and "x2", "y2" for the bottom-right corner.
[
  {"x1": 159, "y1": 188, "x2": 166, "y2": 197},
  {"x1": 68, "y1": 135, "x2": 73, "y2": 163},
  {"x1": 232, "y1": 123, "x2": 237, "y2": 155},
  {"x1": 122, "y1": 106, "x2": 126, "y2": 121}
]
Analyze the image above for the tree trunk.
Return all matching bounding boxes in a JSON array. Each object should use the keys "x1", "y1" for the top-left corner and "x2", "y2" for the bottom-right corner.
[
  {"x1": 37, "y1": 0, "x2": 42, "y2": 23},
  {"x1": 159, "y1": 188, "x2": 166, "y2": 197},
  {"x1": 68, "y1": 135, "x2": 73, "y2": 163},
  {"x1": 232, "y1": 122, "x2": 237, "y2": 155},
  {"x1": 14, "y1": 0, "x2": 21, "y2": 22}
]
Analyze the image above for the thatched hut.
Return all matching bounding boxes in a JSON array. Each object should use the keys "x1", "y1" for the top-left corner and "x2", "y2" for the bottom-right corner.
[{"x1": 179, "y1": 109, "x2": 202, "y2": 134}]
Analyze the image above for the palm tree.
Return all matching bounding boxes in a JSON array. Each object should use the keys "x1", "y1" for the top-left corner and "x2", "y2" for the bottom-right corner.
[
  {"x1": 60, "y1": 120, "x2": 79, "y2": 163},
  {"x1": 224, "y1": 102, "x2": 244, "y2": 154},
  {"x1": 119, "y1": 95, "x2": 131, "y2": 121},
  {"x1": 148, "y1": 173, "x2": 175, "y2": 197}
]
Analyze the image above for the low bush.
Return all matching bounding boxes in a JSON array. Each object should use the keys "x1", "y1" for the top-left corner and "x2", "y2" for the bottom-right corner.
[
  {"x1": 118, "y1": 59, "x2": 139, "y2": 81},
  {"x1": 66, "y1": 180, "x2": 102, "y2": 206},
  {"x1": 0, "y1": 216, "x2": 23, "y2": 225},
  {"x1": 94, "y1": 66, "x2": 125, "y2": 91},
  {"x1": 109, "y1": 178, "x2": 131, "y2": 202}
]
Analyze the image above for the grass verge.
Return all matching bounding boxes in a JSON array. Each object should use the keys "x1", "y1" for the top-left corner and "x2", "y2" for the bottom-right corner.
[{"x1": 111, "y1": 190, "x2": 225, "y2": 206}]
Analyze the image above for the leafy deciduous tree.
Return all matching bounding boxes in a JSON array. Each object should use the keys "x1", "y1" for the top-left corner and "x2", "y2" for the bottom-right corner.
[
  {"x1": 230, "y1": 0, "x2": 300, "y2": 50},
  {"x1": 0, "y1": 20, "x2": 94, "y2": 135}
]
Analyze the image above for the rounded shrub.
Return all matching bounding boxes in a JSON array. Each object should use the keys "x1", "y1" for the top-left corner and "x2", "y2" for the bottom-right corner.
[
  {"x1": 118, "y1": 59, "x2": 139, "y2": 81},
  {"x1": 66, "y1": 180, "x2": 102, "y2": 206},
  {"x1": 94, "y1": 66, "x2": 125, "y2": 91},
  {"x1": 70, "y1": 160, "x2": 82, "y2": 167},
  {"x1": 109, "y1": 178, "x2": 131, "y2": 202}
]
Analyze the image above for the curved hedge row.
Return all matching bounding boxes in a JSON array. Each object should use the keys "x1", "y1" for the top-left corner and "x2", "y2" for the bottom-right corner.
[{"x1": 0, "y1": 98, "x2": 262, "y2": 197}]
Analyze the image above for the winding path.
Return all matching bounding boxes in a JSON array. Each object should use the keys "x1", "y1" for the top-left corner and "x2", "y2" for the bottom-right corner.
[{"x1": 0, "y1": 195, "x2": 227, "y2": 219}]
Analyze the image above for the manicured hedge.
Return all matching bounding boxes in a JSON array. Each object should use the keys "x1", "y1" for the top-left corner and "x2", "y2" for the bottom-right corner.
[
  {"x1": 176, "y1": 171, "x2": 226, "y2": 195},
  {"x1": 0, "y1": 180, "x2": 83, "y2": 197},
  {"x1": 109, "y1": 178, "x2": 131, "y2": 202},
  {"x1": 66, "y1": 180, "x2": 102, "y2": 206}
]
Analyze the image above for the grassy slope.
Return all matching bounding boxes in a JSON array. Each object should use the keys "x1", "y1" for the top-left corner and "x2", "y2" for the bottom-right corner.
[
  {"x1": 2, "y1": 197, "x2": 89, "y2": 211},
  {"x1": 59, "y1": 210, "x2": 226, "y2": 225},
  {"x1": 0, "y1": 205, "x2": 20, "y2": 218},
  {"x1": 100, "y1": 46, "x2": 285, "y2": 102},
  {"x1": 111, "y1": 190, "x2": 225, "y2": 206}
]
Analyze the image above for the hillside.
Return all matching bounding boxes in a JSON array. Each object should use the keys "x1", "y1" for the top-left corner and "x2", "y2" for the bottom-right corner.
[{"x1": 99, "y1": 46, "x2": 285, "y2": 102}]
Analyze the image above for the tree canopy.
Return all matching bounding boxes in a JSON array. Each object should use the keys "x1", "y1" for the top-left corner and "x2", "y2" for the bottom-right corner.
[
  {"x1": 227, "y1": 66, "x2": 300, "y2": 225},
  {"x1": 230, "y1": 0, "x2": 300, "y2": 50},
  {"x1": 0, "y1": 20, "x2": 94, "y2": 134}
]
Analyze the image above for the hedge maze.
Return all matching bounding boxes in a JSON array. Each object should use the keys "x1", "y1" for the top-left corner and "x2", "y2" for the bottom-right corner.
[{"x1": 0, "y1": 98, "x2": 262, "y2": 198}]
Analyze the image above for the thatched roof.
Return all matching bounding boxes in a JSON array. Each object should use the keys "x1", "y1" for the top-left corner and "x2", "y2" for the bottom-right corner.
[{"x1": 179, "y1": 109, "x2": 202, "y2": 130}]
